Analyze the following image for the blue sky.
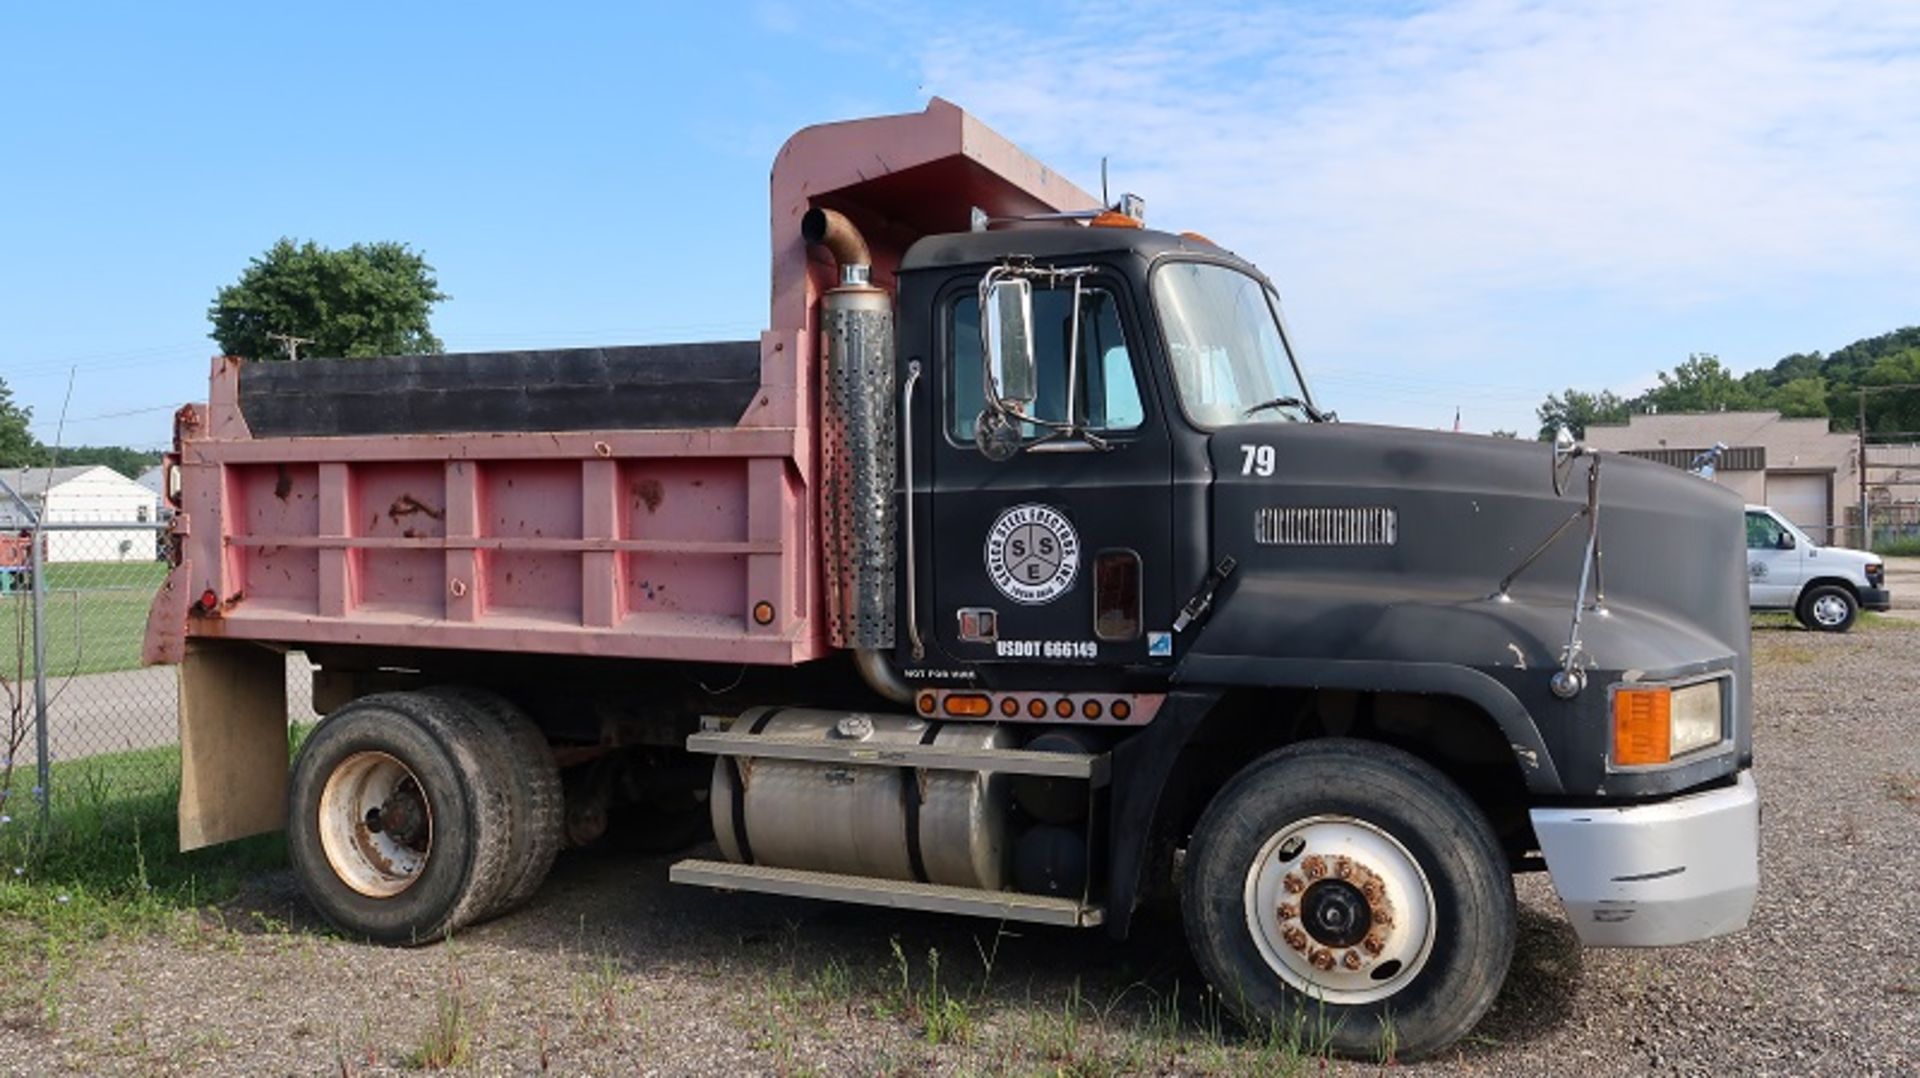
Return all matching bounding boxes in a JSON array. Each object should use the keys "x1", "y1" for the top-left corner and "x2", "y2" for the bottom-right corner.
[{"x1": 4, "y1": 1, "x2": 1916, "y2": 449}]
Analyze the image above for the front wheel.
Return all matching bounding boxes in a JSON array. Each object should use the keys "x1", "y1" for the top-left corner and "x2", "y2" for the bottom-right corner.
[
  {"x1": 1796, "y1": 584, "x2": 1858, "y2": 632},
  {"x1": 1181, "y1": 738, "x2": 1515, "y2": 1060}
]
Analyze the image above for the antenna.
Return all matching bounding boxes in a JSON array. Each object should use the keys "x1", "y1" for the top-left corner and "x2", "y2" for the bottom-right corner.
[{"x1": 1101, "y1": 157, "x2": 1109, "y2": 208}]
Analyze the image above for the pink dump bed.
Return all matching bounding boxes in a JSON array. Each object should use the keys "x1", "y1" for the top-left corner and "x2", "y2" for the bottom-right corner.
[
  {"x1": 144, "y1": 99, "x2": 1095, "y2": 670},
  {"x1": 155, "y1": 358, "x2": 818, "y2": 666}
]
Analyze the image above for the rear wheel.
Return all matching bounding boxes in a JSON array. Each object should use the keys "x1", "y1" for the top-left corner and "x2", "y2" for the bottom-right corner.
[
  {"x1": 288, "y1": 692, "x2": 513, "y2": 945},
  {"x1": 1181, "y1": 738, "x2": 1514, "y2": 1060},
  {"x1": 1796, "y1": 584, "x2": 1857, "y2": 632},
  {"x1": 421, "y1": 686, "x2": 564, "y2": 916}
]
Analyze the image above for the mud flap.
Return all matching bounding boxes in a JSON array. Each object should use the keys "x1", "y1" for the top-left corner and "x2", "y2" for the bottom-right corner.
[{"x1": 178, "y1": 638, "x2": 289, "y2": 850}]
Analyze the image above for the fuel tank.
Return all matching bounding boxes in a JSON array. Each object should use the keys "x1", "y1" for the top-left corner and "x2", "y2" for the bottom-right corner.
[{"x1": 709, "y1": 707, "x2": 1014, "y2": 890}]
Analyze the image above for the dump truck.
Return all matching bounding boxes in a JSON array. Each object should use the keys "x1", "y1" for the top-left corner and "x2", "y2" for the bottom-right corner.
[{"x1": 144, "y1": 99, "x2": 1759, "y2": 1058}]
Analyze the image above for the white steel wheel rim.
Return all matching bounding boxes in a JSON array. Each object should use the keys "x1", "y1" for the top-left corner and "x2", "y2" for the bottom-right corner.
[
  {"x1": 1243, "y1": 814, "x2": 1437, "y2": 1005},
  {"x1": 1811, "y1": 594, "x2": 1849, "y2": 626},
  {"x1": 319, "y1": 751, "x2": 434, "y2": 898}
]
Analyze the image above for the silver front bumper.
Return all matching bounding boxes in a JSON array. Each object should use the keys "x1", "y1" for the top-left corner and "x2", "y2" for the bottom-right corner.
[{"x1": 1531, "y1": 771, "x2": 1758, "y2": 947}]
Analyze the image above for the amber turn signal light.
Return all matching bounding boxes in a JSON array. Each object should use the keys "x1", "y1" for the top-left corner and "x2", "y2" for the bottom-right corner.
[
  {"x1": 942, "y1": 693, "x2": 992, "y2": 718},
  {"x1": 1612, "y1": 687, "x2": 1672, "y2": 766}
]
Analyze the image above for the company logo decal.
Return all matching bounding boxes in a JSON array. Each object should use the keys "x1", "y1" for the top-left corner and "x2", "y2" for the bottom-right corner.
[{"x1": 984, "y1": 504, "x2": 1081, "y2": 605}]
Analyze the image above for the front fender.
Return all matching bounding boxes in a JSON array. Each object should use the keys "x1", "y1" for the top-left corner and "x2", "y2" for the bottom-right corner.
[{"x1": 1171, "y1": 653, "x2": 1561, "y2": 793}]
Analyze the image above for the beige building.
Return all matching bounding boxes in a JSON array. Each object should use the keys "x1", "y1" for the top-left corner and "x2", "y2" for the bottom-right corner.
[{"x1": 1583, "y1": 411, "x2": 1920, "y2": 545}]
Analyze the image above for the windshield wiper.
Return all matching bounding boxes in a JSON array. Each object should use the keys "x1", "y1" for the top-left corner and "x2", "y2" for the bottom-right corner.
[{"x1": 1243, "y1": 395, "x2": 1328, "y2": 422}]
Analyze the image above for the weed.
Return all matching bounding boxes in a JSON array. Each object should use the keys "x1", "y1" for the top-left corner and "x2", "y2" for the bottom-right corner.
[
  {"x1": 405, "y1": 964, "x2": 476, "y2": 1070},
  {"x1": 1886, "y1": 772, "x2": 1920, "y2": 808},
  {"x1": 880, "y1": 937, "x2": 975, "y2": 1046},
  {"x1": 572, "y1": 952, "x2": 624, "y2": 1045}
]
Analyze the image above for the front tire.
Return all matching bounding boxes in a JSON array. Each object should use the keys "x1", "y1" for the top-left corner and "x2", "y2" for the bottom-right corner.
[
  {"x1": 1796, "y1": 584, "x2": 1857, "y2": 632},
  {"x1": 288, "y1": 693, "x2": 514, "y2": 945},
  {"x1": 1181, "y1": 738, "x2": 1514, "y2": 1060}
]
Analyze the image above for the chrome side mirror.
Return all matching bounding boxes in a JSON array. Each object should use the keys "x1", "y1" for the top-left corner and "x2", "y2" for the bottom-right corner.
[
  {"x1": 1777, "y1": 532, "x2": 1796, "y2": 551},
  {"x1": 983, "y1": 277, "x2": 1036, "y2": 413},
  {"x1": 1551, "y1": 426, "x2": 1585, "y2": 497}
]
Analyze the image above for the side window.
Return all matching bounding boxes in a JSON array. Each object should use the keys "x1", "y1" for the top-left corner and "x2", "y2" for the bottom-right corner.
[
  {"x1": 948, "y1": 285, "x2": 1144, "y2": 441},
  {"x1": 1746, "y1": 512, "x2": 1783, "y2": 550}
]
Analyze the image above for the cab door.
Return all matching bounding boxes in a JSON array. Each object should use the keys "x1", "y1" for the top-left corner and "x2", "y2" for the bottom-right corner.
[
  {"x1": 1746, "y1": 509, "x2": 1803, "y2": 607},
  {"x1": 922, "y1": 273, "x2": 1174, "y2": 675}
]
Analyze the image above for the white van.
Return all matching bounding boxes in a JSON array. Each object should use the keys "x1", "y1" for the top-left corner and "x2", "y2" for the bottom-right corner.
[{"x1": 1745, "y1": 505, "x2": 1890, "y2": 632}]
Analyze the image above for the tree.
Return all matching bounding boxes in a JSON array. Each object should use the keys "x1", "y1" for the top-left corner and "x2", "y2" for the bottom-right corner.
[
  {"x1": 1766, "y1": 376, "x2": 1830, "y2": 419},
  {"x1": 1638, "y1": 353, "x2": 1757, "y2": 414},
  {"x1": 208, "y1": 239, "x2": 448, "y2": 361},
  {"x1": 1489, "y1": 429, "x2": 1519, "y2": 439},
  {"x1": 1536, "y1": 388, "x2": 1629, "y2": 441},
  {"x1": 57, "y1": 445, "x2": 161, "y2": 478},
  {"x1": 0, "y1": 377, "x2": 38, "y2": 467}
]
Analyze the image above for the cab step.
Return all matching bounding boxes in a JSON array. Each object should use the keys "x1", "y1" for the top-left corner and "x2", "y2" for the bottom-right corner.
[{"x1": 669, "y1": 858, "x2": 1105, "y2": 928}]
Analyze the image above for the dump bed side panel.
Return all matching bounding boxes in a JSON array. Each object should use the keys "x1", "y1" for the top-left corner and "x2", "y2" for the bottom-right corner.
[{"x1": 168, "y1": 368, "x2": 814, "y2": 664}]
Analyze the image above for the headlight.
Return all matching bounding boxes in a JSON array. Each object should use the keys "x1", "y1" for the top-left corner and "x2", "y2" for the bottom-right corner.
[
  {"x1": 1867, "y1": 562, "x2": 1885, "y2": 587},
  {"x1": 1612, "y1": 679, "x2": 1725, "y2": 766}
]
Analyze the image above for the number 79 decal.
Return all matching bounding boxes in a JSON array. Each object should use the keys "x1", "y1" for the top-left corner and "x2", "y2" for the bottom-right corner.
[{"x1": 1239, "y1": 444, "x2": 1276, "y2": 477}]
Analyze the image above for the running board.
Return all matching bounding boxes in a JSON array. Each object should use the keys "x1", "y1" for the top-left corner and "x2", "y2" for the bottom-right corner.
[
  {"x1": 686, "y1": 729, "x2": 1108, "y2": 784},
  {"x1": 670, "y1": 858, "x2": 1104, "y2": 928}
]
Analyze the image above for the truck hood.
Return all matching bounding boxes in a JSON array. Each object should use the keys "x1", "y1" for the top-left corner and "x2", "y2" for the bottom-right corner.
[{"x1": 1181, "y1": 422, "x2": 1753, "y2": 796}]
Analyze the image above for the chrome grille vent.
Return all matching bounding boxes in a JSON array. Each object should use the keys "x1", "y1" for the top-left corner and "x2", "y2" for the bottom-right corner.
[{"x1": 1254, "y1": 506, "x2": 1398, "y2": 547}]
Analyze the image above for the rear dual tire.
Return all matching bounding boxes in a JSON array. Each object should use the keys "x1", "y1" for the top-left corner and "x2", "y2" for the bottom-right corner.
[{"x1": 287, "y1": 689, "x2": 562, "y2": 945}]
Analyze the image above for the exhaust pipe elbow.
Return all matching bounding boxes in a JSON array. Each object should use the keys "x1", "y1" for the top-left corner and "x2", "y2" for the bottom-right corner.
[
  {"x1": 802, "y1": 207, "x2": 872, "y2": 286},
  {"x1": 853, "y1": 649, "x2": 914, "y2": 705}
]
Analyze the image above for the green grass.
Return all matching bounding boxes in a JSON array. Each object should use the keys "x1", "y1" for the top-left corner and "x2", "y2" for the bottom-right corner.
[
  {"x1": 0, "y1": 735, "x2": 294, "y2": 935},
  {"x1": 1872, "y1": 535, "x2": 1920, "y2": 557},
  {"x1": 0, "y1": 561, "x2": 167, "y2": 679},
  {"x1": 1753, "y1": 609, "x2": 1911, "y2": 633}
]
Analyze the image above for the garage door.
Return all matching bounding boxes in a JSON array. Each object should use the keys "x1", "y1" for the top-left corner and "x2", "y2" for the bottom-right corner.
[{"x1": 1766, "y1": 472, "x2": 1832, "y2": 543}]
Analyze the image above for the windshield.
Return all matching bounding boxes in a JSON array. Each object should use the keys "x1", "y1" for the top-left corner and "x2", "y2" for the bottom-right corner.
[{"x1": 1152, "y1": 261, "x2": 1314, "y2": 428}]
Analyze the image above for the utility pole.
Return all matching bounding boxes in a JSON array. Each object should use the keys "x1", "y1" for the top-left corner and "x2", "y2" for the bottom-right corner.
[{"x1": 267, "y1": 332, "x2": 314, "y2": 361}]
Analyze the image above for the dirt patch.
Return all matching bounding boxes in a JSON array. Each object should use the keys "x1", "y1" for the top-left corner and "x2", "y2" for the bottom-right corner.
[{"x1": 2, "y1": 632, "x2": 1917, "y2": 1074}]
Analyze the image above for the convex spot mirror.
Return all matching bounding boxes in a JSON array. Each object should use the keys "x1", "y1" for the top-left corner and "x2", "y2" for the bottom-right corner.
[{"x1": 982, "y1": 277, "x2": 1036, "y2": 414}]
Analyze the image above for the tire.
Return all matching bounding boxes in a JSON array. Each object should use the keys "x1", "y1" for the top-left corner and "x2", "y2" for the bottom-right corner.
[
  {"x1": 1796, "y1": 584, "x2": 1857, "y2": 633},
  {"x1": 1181, "y1": 738, "x2": 1514, "y2": 1060},
  {"x1": 287, "y1": 692, "x2": 515, "y2": 945},
  {"x1": 422, "y1": 687, "x2": 564, "y2": 916}
]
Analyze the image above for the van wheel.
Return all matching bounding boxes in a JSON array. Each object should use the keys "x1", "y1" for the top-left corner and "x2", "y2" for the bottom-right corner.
[
  {"x1": 1796, "y1": 584, "x2": 1857, "y2": 632},
  {"x1": 288, "y1": 693, "x2": 513, "y2": 945},
  {"x1": 1181, "y1": 738, "x2": 1514, "y2": 1060}
]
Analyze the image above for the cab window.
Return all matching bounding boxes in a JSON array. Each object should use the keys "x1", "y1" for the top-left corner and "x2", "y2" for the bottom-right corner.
[
  {"x1": 948, "y1": 286, "x2": 1143, "y2": 441},
  {"x1": 1746, "y1": 512, "x2": 1788, "y2": 550}
]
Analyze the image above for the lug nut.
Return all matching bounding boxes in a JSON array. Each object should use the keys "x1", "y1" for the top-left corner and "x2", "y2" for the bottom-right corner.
[{"x1": 1342, "y1": 950, "x2": 1364, "y2": 971}]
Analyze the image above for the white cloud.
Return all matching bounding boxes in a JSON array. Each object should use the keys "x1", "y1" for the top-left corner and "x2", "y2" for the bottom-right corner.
[{"x1": 906, "y1": 1, "x2": 1920, "y2": 426}]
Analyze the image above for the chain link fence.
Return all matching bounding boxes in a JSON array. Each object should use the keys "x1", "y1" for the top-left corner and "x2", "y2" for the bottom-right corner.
[{"x1": 1, "y1": 521, "x2": 317, "y2": 819}]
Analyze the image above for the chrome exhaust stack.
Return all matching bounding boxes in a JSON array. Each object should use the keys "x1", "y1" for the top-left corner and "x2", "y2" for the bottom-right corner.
[{"x1": 804, "y1": 208, "x2": 907, "y2": 701}]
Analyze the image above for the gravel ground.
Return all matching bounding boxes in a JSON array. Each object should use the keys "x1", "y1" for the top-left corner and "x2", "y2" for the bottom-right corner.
[{"x1": 1, "y1": 622, "x2": 1916, "y2": 1076}]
